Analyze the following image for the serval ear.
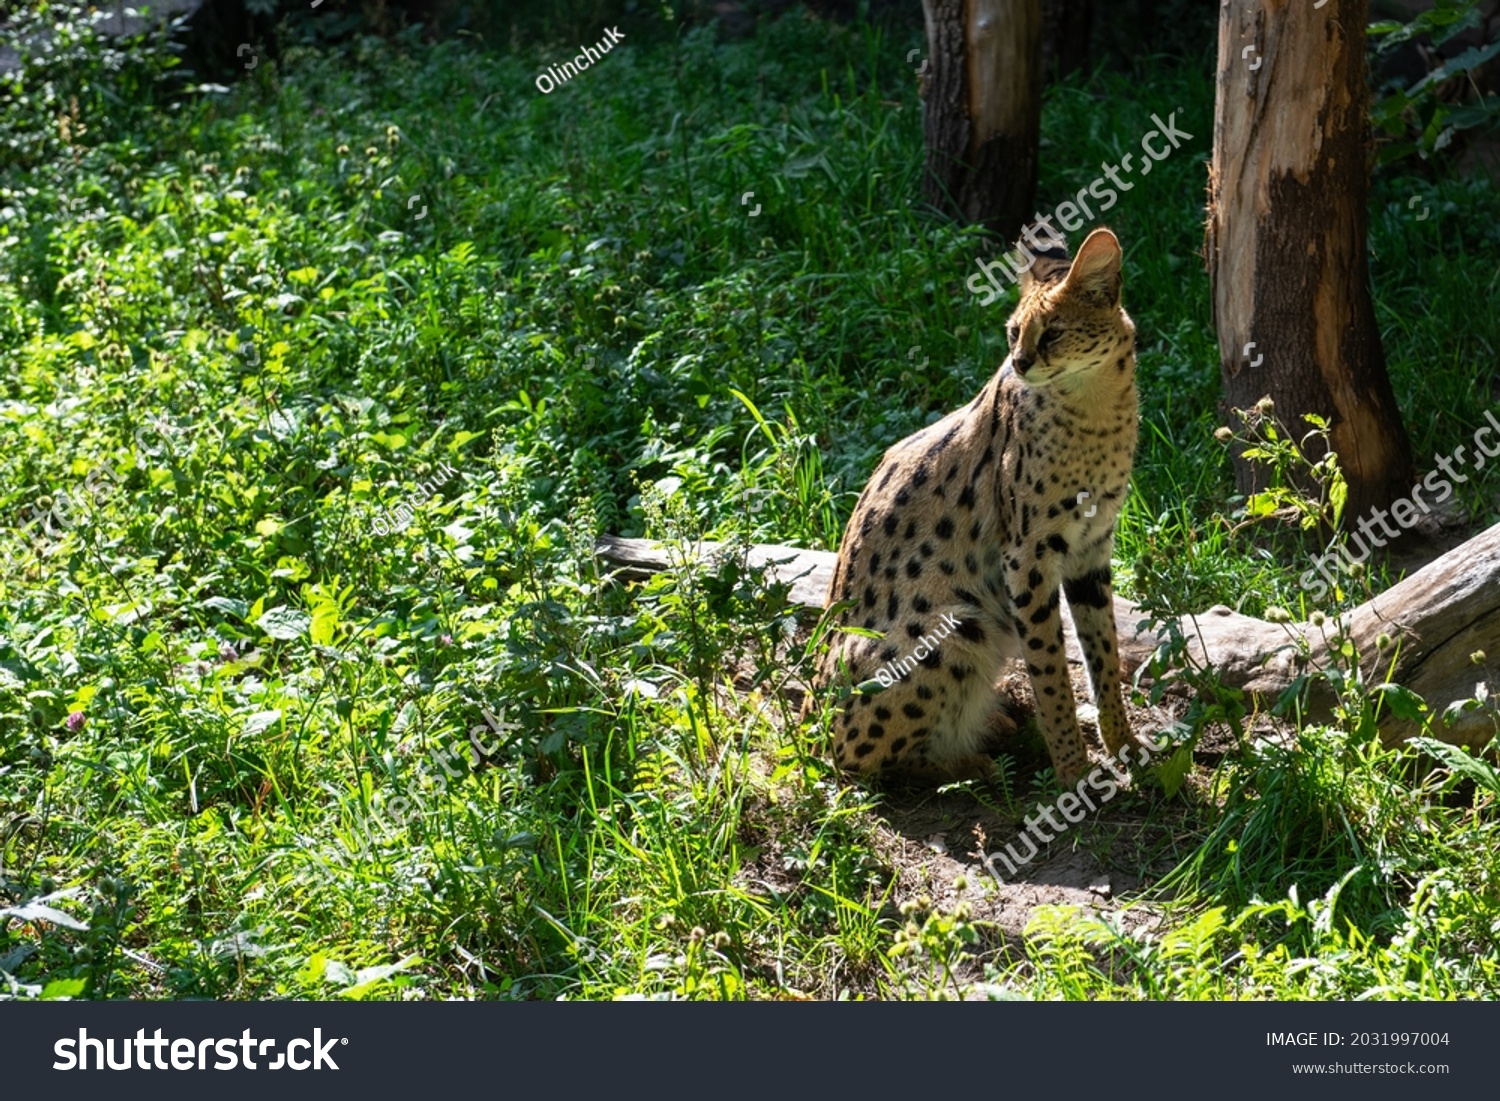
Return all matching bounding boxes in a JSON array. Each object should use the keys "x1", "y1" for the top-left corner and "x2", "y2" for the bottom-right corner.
[
  {"x1": 1063, "y1": 228, "x2": 1123, "y2": 306},
  {"x1": 1017, "y1": 233, "x2": 1071, "y2": 296}
]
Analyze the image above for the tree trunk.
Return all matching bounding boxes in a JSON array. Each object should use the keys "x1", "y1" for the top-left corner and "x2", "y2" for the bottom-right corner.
[
  {"x1": 1205, "y1": 0, "x2": 1414, "y2": 522},
  {"x1": 596, "y1": 523, "x2": 1500, "y2": 750},
  {"x1": 921, "y1": 0, "x2": 1043, "y2": 237}
]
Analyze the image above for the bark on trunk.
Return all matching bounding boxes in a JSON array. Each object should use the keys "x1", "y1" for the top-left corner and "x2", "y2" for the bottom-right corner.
[
  {"x1": 1205, "y1": 0, "x2": 1414, "y2": 522},
  {"x1": 921, "y1": 0, "x2": 1042, "y2": 237},
  {"x1": 596, "y1": 523, "x2": 1500, "y2": 749}
]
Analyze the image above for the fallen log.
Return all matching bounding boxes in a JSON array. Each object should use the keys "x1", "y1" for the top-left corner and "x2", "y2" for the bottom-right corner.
[{"x1": 596, "y1": 522, "x2": 1500, "y2": 749}]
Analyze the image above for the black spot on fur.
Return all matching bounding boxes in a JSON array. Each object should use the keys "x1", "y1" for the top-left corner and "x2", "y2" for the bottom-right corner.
[
  {"x1": 1063, "y1": 567, "x2": 1112, "y2": 609},
  {"x1": 1029, "y1": 592, "x2": 1059, "y2": 624},
  {"x1": 935, "y1": 517, "x2": 955, "y2": 539},
  {"x1": 927, "y1": 427, "x2": 961, "y2": 462}
]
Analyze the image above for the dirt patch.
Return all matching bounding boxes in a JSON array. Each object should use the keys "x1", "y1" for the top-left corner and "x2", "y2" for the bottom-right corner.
[
  {"x1": 849, "y1": 664, "x2": 1198, "y2": 973},
  {"x1": 739, "y1": 622, "x2": 1234, "y2": 991}
]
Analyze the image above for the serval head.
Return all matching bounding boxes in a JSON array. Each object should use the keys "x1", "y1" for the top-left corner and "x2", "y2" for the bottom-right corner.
[{"x1": 1004, "y1": 228, "x2": 1135, "y2": 386}]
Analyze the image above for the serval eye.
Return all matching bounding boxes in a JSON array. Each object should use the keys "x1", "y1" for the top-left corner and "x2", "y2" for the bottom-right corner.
[
  {"x1": 1038, "y1": 328, "x2": 1061, "y2": 350},
  {"x1": 1006, "y1": 323, "x2": 1019, "y2": 346}
]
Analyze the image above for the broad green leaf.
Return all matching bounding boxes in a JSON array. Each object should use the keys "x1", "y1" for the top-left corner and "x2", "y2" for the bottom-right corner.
[
  {"x1": 299, "y1": 952, "x2": 329, "y2": 985},
  {"x1": 1410, "y1": 737, "x2": 1500, "y2": 796},
  {"x1": 1156, "y1": 744, "x2": 1194, "y2": 798},
  {"x1": 0, "y1": 901, "x2": 88, "y2": 931},
  {"x1": 337, "y1": 955, "x2": 421, "y2": 999},
  {"x1": 310, "y1": 603, "x2": 339, "y2": 647},
  {"x1": 202, "y1": 596, "x2": 250, "y2": 620},
  {"x1": 241, "y1": 709, "x2": 283, "y2": 738},
  {"x1": 1371, "y1": 683, "x2": 1428, "y2": 725},
  {"x1": 323, "y1": 959, "x2": 357, "y2": 986},
  {"x1": 1328, "y1": 479, "x2": 1348, "y2": 530},
  {"x1": 256, "y1": 606, "x2": 310, "y2": 641}
]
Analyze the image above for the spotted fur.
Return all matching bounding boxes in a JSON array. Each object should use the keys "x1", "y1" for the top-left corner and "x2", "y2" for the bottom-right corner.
[{"x1": 811, "y1": 228, "x2": 1143, "y2": 785}]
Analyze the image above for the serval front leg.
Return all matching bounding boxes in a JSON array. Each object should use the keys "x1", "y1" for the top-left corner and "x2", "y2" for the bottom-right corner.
[
  {"x1": 1062, "y1": 558, "x2": 1138, "y2": 760},
  {"x1": 1010, "y1": 560, "x2": 1090, "y2": 787}
]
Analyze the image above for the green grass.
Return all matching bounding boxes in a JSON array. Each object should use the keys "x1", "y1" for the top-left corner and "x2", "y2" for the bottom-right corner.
[{"x1": 1, "y1": 5, "x2": 1498, "y2": 1001}]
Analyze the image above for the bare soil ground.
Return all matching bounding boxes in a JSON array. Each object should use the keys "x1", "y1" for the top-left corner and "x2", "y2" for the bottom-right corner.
[
  {"x1": 868, "y1": 666, "x2": 1193, "y2": 929},
  {"x1": 745, "y1": 649, "x2": 1223, "y2": 993}
]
